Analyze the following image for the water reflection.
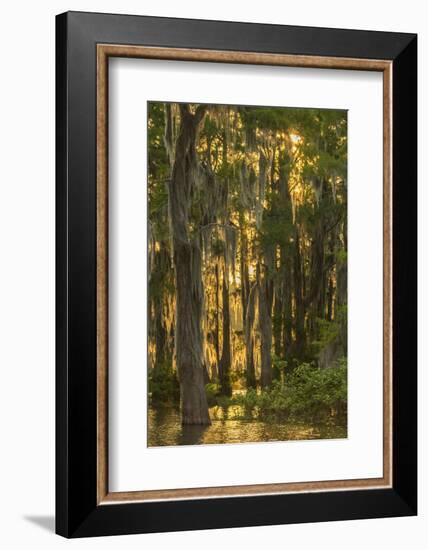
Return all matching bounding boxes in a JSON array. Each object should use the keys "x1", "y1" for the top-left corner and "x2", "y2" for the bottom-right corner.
[{"x1": 148, "y1": 406, "x2": 347, "y2": 447}]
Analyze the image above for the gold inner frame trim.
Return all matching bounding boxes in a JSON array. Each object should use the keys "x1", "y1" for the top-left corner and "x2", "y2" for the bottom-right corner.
[{"x1": 96, "y1": 43, "x2": 393, "y2": 505}]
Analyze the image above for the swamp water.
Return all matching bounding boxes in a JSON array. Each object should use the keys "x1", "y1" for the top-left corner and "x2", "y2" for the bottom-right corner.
[{"x1": 148, "y1": 405, "x2": 347, "y2": 447}]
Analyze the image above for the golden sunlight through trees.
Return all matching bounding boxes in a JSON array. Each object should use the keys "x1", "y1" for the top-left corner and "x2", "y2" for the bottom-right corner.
[{"x1": 148, "y1": 102, "x2": 348, "y2": 446}]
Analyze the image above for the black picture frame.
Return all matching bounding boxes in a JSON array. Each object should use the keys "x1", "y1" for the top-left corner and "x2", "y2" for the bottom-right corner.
[{"x1": 56, "y1": 11, "x2": 417, "y2": 538}]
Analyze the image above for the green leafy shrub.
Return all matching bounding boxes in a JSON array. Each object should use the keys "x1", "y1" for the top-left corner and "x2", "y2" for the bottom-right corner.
[
  {"x1": 286, "y1": 362, "x2": 347, "y2": 419},
  {"x1": 149, "y1": 363, "x2": 180, "y2": 405},
  {"x1": 219, "y1": 360, "x2": 347, "y2": 422}
]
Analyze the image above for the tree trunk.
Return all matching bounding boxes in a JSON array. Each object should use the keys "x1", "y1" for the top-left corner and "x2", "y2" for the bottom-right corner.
[
  {"x1": 293, "y1": 228, "x2": 306, "y2": 359},
  {"x1": 154, "y1": 298, "x2": 166, "y2": 367},
  {"x1": 282, "y1": 255, "x2": 293, "y2": 358},
  {"x1": 326, "y1": 275, "x2": 334, "y2": 322},
  {"x1": 273, "y1": 282, "x2": 283, "y2": 358},
  {"x1": 168, "y1": 104, "x2": 210, "y2": 425},
  {"x1": 149, "y1": 247, "x2": 170, "y2": 370},
  {"x1": 277, "y1": 158, "x2": 293, "y2": 360},
  {"x1": 337, "y1": 224, "x2": 348, "y2": 355},
  {"x1": 214, "y1": 262, "x2": 220, "y2": 367},
  {"x1": 239, "y1": 220, "x2": 250, "y2": 330},
  {"x1": 245, "y1": 282, "x2": 257, "y2": 389},
  {"x1": 306, "y1": 213, "x2": 325, "y2": 341},
  {"x1": 218, "y1": 267, "x2": 232, "y2": 396},
  {"x1": 258, "y1": 256, "x2": 274, "y2": 388}
]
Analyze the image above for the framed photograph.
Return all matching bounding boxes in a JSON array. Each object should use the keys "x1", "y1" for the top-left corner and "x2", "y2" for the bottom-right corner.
[{"x1": 56, "y1": 11, "x2": 417, "y2": 537}]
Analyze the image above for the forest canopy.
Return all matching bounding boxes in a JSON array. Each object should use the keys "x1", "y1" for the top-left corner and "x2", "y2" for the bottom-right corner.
[{"x1": 147, "y1": 101, "x2": 347, "y2": 444}]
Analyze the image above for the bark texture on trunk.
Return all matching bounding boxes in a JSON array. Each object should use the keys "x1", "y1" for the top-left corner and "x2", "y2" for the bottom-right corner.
[
  {"x1": 214, "y1": 262, "x2": 220, "y2": 367},
  {"x1": 168, "y1": 105, "x2": 211, "y2": 425},
  {"x1": 245, "y1": 282, "x2": 257, "y2": 389},
  {"x1": 218, "y1": 268, "x2": 232, "y2": 396},
  {"x1": 151, "y1": 247, "x2": 171, "y2": 368},
  {"x1": 337, "y1": 225, "x2": 348, "y2": 355},
  {"x1": 277, "y1": 163, "x2": 293, "y2": 360},
  {"x1": 273, "y1": 284, "x2": 283, "y2": 358},
  {"x1": 259, "y1": 257, "x2": 274, "y2": 388},
  {"x1": 154, "y1": 300, "x2": 166, "y2": 367},
  {"x1": 282, "y1": 256, "x2": 293, "y2": 357},
  {"x1": 293, "y1": 228, "x2": 306, "y2": 359},
  {"x1": 307, "y1": 216, "x2": 326, "y2": 340},
  {"x1": 240, "y1": 222, "x2": 250, "y2": 330}
]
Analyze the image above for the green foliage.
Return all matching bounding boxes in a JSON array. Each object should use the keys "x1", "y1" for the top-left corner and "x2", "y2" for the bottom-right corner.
[
  {"x1": 313, "y1": 318, "x2": 340, "y2": 349},
  {"x1": 221, "y1": 361, "x2": 347, "y2": 422},
  {"x1": 147, "y1": 102, "x2": 169, "y2": 183},
  {"x1": 205, "y1": 382, "x2": 221, "y2": 407},
  {"x1": 149, "y1": 363, "x2": 180, "y2": 405},
  {"x1": 260, "y1": 213, "x2": 294, "y2": 248},
  {"x1": 336, "y1": 249, "x2": 347, "y2": 264},
  {"x1": 285, "y1": 362, "x2": 347, "y2": 418},
  {"x1": 149, "y1": 184, "x2": 169, "y2": 218},
  {"x1": 272, "y1": 353, "x2": 287, "y2": 381}
]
